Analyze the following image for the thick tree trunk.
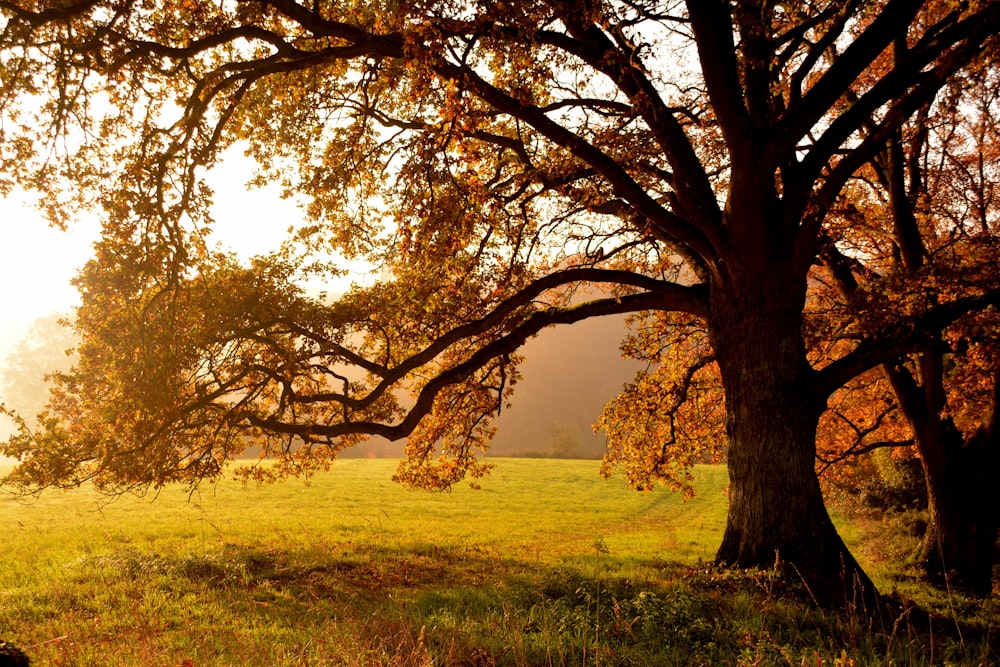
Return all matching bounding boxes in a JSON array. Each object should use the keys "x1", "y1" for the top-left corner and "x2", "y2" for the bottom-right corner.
[
  {"x1": 917, "y1": 419, "x2": 999, "y2": 596},
  {"x1": 708, "y1": 278, "x2": 878, "y2": 608}
]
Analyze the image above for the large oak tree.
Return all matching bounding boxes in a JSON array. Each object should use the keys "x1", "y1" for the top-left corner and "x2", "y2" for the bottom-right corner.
[
  {"x1": 611, "y1": 40, "x2": 1000, "y2": 596},
  {"x1": 3, "y1": 1, "x2": 1000, "y2": 606}
]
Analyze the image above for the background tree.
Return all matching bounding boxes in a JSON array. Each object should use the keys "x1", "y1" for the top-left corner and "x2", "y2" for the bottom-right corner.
[
  {"x1": 811, "y1": 45, "x2": 1000, "y2": 595},
  {"x1": 0, "y1": 312, "x2": 77, "y2": 437},
  {"x1": 2, "y1": 1, "x2": 1000, "y2": 606}
]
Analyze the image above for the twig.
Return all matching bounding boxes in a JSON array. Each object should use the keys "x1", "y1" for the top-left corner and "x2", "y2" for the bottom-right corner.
[{"x1": 23, "y1": 635, "x2": 68, "y2": 649}]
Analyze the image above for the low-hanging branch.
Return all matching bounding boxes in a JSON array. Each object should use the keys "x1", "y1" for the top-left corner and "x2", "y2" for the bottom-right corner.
[{"x1": 239, "y1": 289, "x2": 673, "y2": 441}]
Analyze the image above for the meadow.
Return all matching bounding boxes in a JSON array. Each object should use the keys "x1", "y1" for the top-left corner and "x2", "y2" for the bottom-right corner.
[{"x1": 0, "y1": 458, "x2": 995, "y2": 666}]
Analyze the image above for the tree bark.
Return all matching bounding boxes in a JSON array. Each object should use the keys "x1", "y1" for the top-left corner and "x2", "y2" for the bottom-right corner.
[
  {"x1": 708, "y1": 273, "x2": 879, "y2": 608},
  {"x1": 886, "y1": 360, "x2": 1000, "y2": 596},
  {"x1": 919, "y1": 426, "x2": 1000, "y2": 596}
]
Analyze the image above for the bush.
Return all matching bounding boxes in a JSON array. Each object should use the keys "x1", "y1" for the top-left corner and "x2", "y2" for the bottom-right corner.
[{"x1": 859, "y1": 449, "x2": 927, "y2": 512}]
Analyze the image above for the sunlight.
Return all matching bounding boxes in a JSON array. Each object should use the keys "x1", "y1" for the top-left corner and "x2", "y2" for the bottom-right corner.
[
  {"x1": 0, "y1": 193, "x2": 98, "y2": 337},
  {"x1": 0, "y1": 146, "x2": 367, "y2": 344}
]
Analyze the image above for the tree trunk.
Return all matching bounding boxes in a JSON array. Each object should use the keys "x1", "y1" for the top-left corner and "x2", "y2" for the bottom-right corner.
[
  {"x1": 917, "y1": 416, "x2": 999, "y2": 596},
  {"x1": 708, "y1": 277, "x2": 879, "y2": 608},
  {"x1": 886, "y1": 359, "x2": 1000, "y2": 596}
]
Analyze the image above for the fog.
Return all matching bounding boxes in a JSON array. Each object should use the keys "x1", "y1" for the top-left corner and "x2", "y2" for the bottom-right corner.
[{"x1": 490, "y1": 314, "x2": 644, "y2": 457}]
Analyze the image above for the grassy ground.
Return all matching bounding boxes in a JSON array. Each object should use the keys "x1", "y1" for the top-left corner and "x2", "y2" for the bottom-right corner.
[{"x1": 0, "y1": 459, "x2": 995, "y2": 665}]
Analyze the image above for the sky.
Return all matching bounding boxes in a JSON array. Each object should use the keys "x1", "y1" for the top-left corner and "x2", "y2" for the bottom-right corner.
[
  {"x1": 0, "y1": 149, "x2": 303, "y2": 443},
  {"x1": 0, "y1": 196, "x2": 97, "y2": 345},
  {"x1": 0, "y1": 149, "x2": 302, "y2": 352}
]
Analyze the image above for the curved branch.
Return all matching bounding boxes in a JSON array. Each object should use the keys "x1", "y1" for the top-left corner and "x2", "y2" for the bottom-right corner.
[
  {"x1": 817, "y1": 287, "x2": 1000, "y2": 397},
  {"x1": 264, "y1": 0, "x2": 403, "y2": 46},
  {"x1": 243, "y1": 290, "x2": 679, "y2": 440},
  {"x1": 116, "y1": 25, "x2": 305, "y2": 62},
  {"x1": 0, "y1": 0, "x2": 102, "y2": 26},
  {"x1": 283, "y1": 268, "x2": 706, "y2": 412}
]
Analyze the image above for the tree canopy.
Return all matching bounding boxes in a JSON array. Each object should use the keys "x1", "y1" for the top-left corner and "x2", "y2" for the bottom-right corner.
[{"x1": 2, "y1": 0, "x2": 999, "y2": 604}]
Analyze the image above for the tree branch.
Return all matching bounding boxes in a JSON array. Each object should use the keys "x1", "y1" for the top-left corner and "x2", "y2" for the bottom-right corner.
[
  {"x1": 280, "y1": 268, "x2": 706, "y2": 412},
  {"x1": 242, "y1": 292, "x2": 663, "y2": 440},
  {"x1": 778, "y1": 0, "x2": 924, "y2": 152},
  {"x1": 816, "y1": 439, "x2": 914, "y2": 474},
  {"x1": 430, "y1": 56, "x2": 717, "y2": 263},
  {"x1": 0, "y1": 0, "x2": 103, "y2": 26},
  {"x1": 817, "y1": 288, "x2": 1000, "y2": 397},
  {"x1": 242, "y1": 290, "x2": 674, "y2": 440},
  {"x1": 687, "y1": 0, "x2": 752, "y2": 147},
  {"x1": 537, "y1": 16, "x2": 724, "y2": 246},
  {"x1": 791, "y1": 5, "x2": 1000, "y2": 274}
]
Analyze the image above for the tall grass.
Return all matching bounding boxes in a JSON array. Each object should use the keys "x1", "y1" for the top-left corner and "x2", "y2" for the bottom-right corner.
[{"x1": 0, "y1": 459, "x2": 995, "y2": 665}]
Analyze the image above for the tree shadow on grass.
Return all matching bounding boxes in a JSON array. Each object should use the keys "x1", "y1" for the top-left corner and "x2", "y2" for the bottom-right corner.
[
  {"x1": 195, "y1": 545, "x2": 1000, "y2": 665},
  {"x1": 47, "y1": 542, "x2": 1000, "y2": 666}
]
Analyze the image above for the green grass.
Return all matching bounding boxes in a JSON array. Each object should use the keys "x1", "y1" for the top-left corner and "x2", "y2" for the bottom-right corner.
[{"x1": 0, "y1": 459, "x2": 995, "y2": 665}]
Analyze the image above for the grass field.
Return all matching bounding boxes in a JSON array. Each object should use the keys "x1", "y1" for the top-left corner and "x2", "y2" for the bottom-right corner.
[{"x1": 0, "y1": 459, "x2": 995, "y2": 666}]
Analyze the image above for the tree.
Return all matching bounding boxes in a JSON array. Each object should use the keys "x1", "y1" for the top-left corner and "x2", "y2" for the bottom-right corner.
[
  {"x1": 599, "y1": 39, "x2": 1000, "y2": 594},
  {"x1": 0, "y1": 312, "x2": 77, "y2": 432},
  {"x1": 810, "y1": 47, "x2": 1000, "y2": 595},
  {"x1": 2, "y1": 1, "x2": 999, "y2": 606}
]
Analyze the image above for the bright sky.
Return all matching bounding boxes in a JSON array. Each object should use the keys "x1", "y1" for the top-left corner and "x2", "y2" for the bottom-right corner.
[
  {"x1": 0, "y1": 148, "x2": 387, "y2": 447},
  {"x1": 0, "y1": 149, "x2": 326, "y2": 356},
  {"x1": 0, "y1": 194, "x2": 96, "y2": 336}
]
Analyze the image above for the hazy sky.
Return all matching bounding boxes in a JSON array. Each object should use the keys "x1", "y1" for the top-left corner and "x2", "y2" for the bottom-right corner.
[
  {"x1": 0, "y1": 149, "x2": 328, "y2": 443},
  {"x1": 0, "y1": 193, "x2": 97, "y2": 343},
  {"x1": 0, "y1": 150, "x2": 303, "y2": 351}
]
